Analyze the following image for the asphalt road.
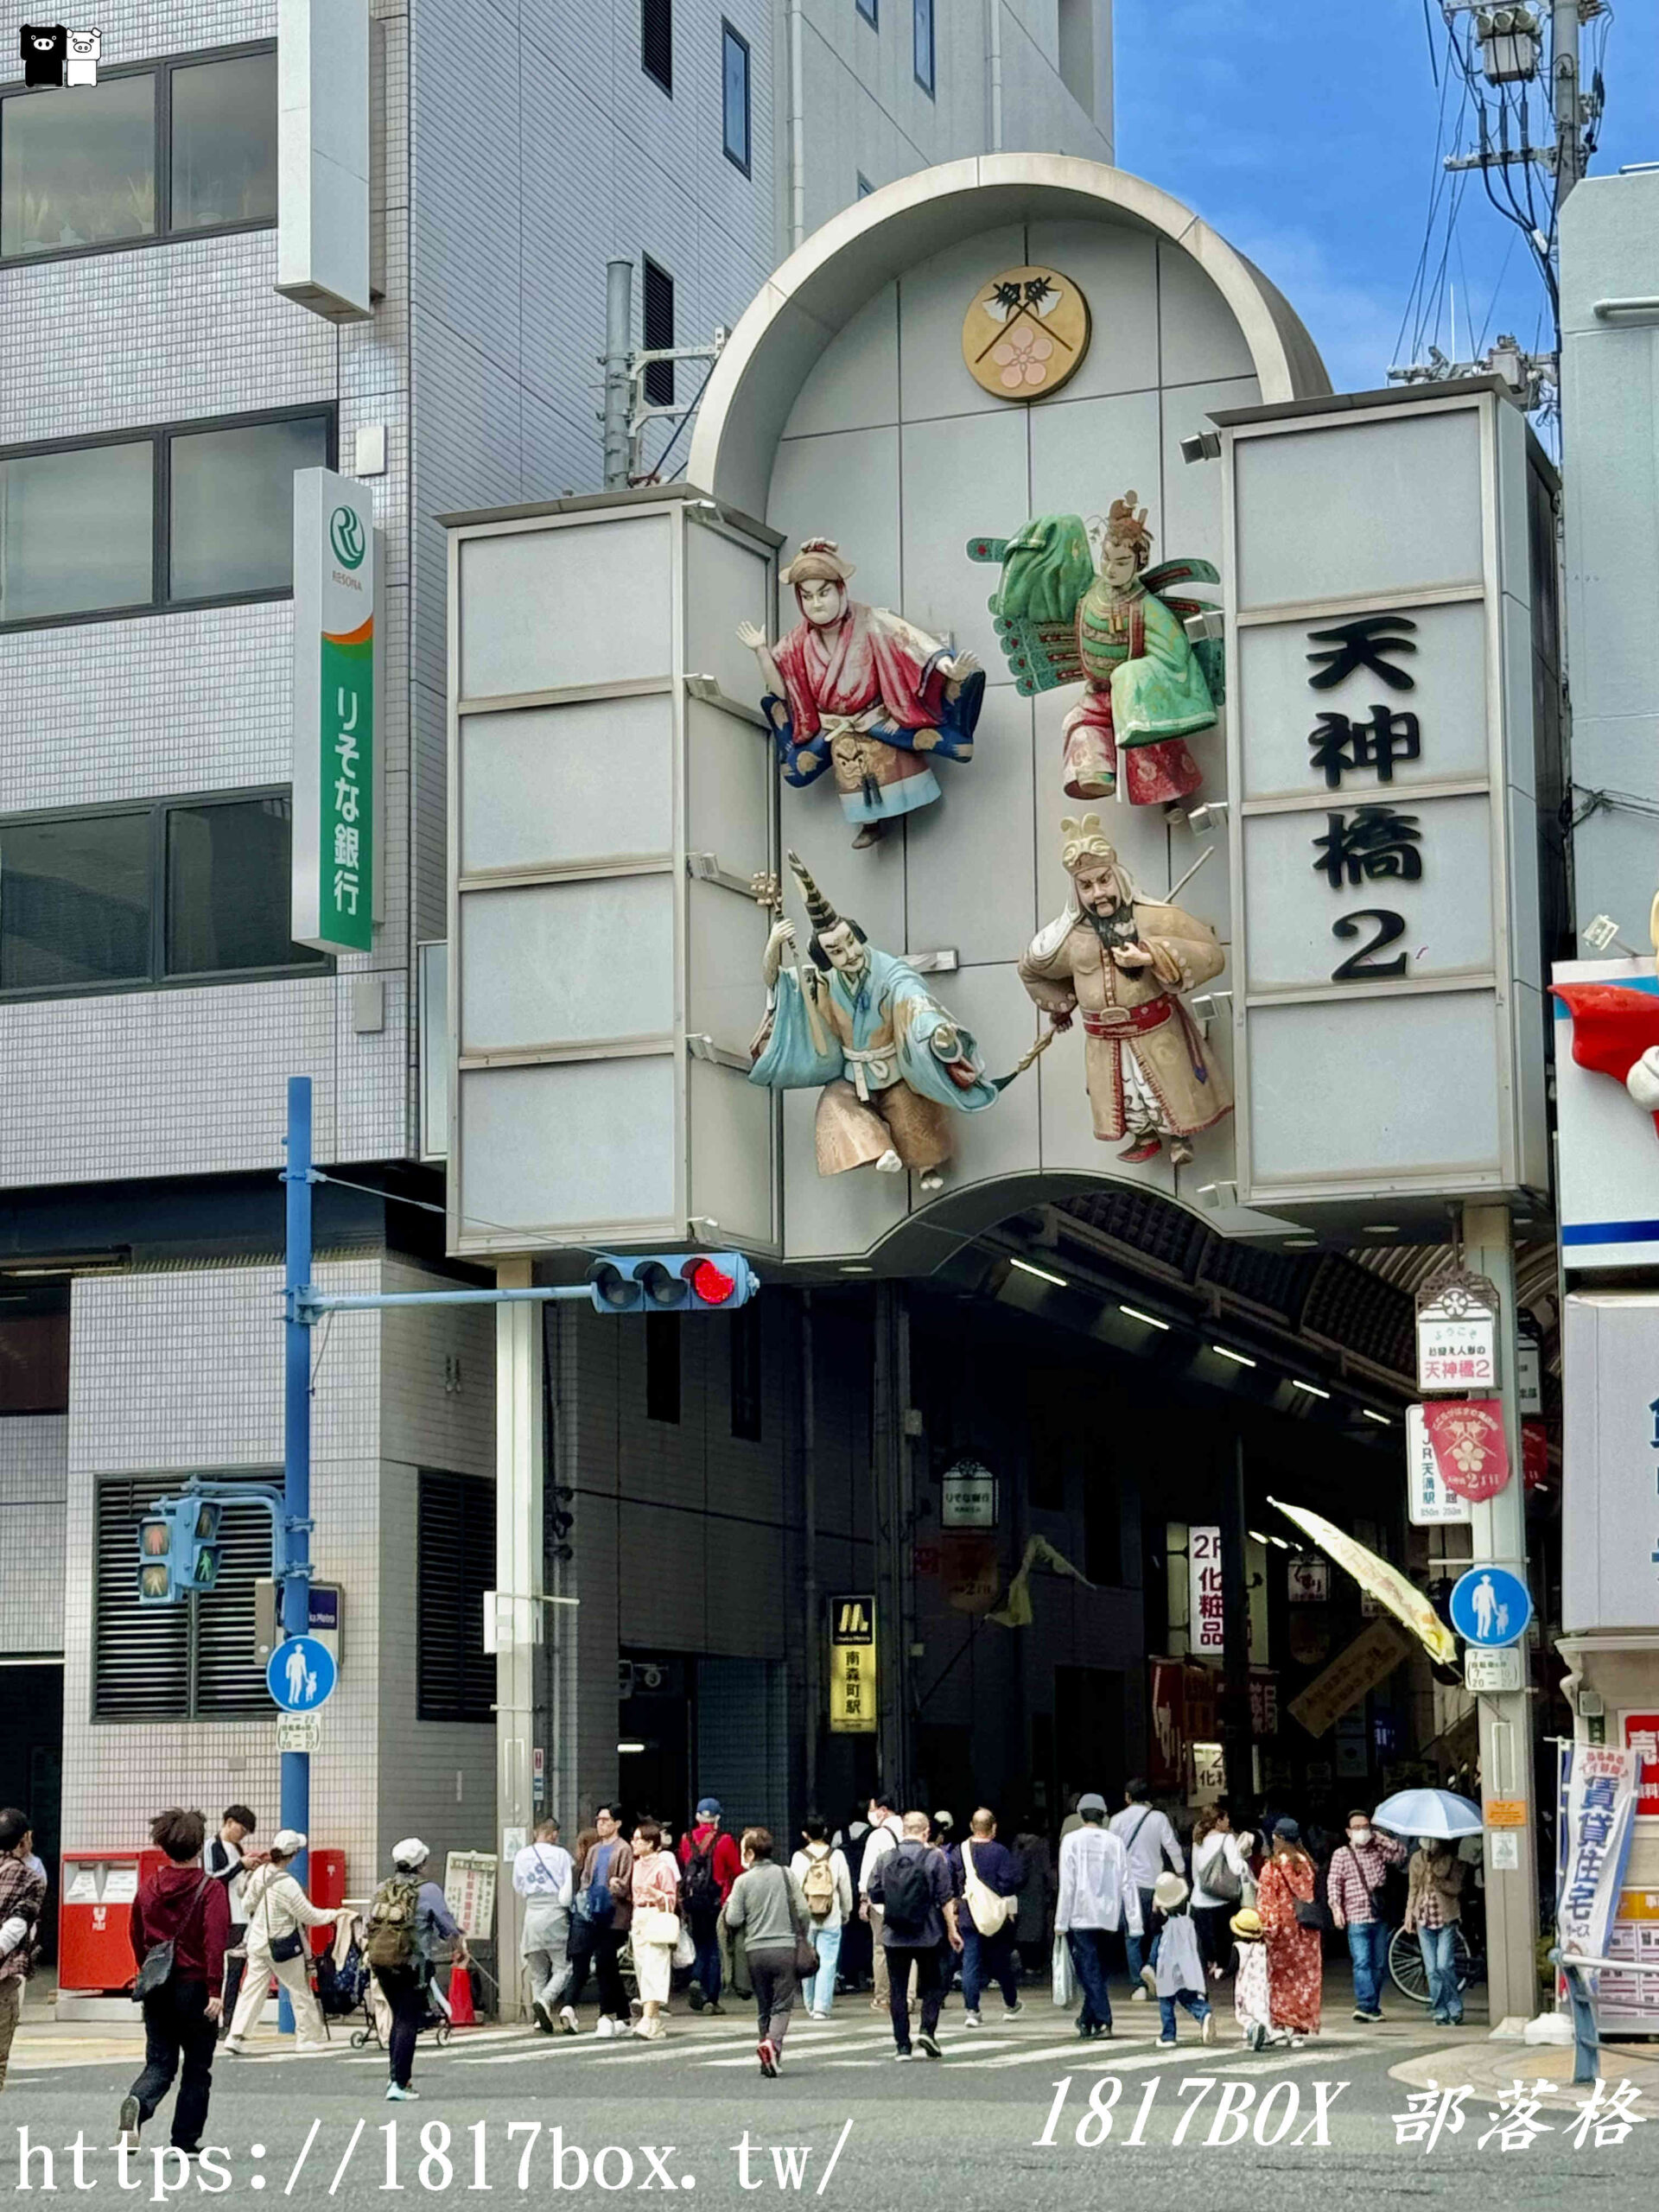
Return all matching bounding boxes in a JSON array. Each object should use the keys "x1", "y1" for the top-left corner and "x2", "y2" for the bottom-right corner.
[{"x1": 9, "y1": 1999, "x2": 1659, "y2": 2210}]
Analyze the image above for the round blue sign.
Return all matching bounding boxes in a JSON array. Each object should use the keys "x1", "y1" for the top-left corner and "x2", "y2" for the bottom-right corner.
[
  {"x1": 1449, "y1": 1565, "x2": 1532, "y2": 1649},
  {"x1": 267, "y1": 1634, "x2": 338, "y2": 1712}
]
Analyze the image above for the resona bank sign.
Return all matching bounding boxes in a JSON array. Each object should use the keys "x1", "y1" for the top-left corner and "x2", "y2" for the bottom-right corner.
[{"x1": 293, "y1": 467, "x2": 380, "y2": 955}]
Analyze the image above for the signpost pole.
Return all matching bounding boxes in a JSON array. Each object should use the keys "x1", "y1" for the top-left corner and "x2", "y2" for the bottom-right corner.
[
  {"x1": 1461, "y1": 1201, "x2": 1540, "y2": 2025},
  {"x1": 282, "y1": 1077, "x2": 315, "y2": 1881}
]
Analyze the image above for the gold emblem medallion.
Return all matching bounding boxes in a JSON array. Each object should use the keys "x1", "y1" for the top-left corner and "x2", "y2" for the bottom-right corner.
[{"x1": 961, "y1": 265, "x2": 1091, "y2": 400}]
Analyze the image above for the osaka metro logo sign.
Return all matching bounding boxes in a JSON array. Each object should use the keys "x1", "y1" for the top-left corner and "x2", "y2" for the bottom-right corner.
[{"x1": 330, "y1": 505, "x2": 365, "y2": 569}]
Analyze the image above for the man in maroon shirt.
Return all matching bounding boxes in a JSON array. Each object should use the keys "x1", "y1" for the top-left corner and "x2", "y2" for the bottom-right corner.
[
  {"x1": 119, "y1": 1808, "x2": 231, "y2": 2155},
  {"x1": 677, "y1": 1797, "x2": 741, "y2": 2013}
]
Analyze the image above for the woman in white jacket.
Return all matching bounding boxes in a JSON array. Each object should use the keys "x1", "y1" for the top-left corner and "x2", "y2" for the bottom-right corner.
[
  {"x1": 224, "y1": 1830, "x2": 344, "y2": 2052},
  {"x1": 1190, "y1": 1810, "x2": 1255, "y2": 1980}
]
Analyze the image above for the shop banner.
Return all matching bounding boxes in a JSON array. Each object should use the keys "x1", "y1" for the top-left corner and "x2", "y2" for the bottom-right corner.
[
  {"x1": 1423, "y1": 1398, "x2": 1511, "y2": 1502},
  {"x1": 1558, "y1": 1744, "x2": 1639, "y2": 1969},
  {"x1": 1288, "y1": 1618, "x2": 1413, "y2": 1738},
  {"x1": 1273, "y1": 1497, "x2": 1457, "y2": 1663}
]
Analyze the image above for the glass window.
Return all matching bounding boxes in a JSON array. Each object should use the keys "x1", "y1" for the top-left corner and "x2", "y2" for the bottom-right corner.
[
  {"x1": 165, "y1": 796, "x2": 319, "y2": 976},
  {"x1": 642, "y1": 0, "x2": 672, "y2": 92},
  {"x1": 857, "y1": 0, "x2": 877, "y2": 23},
  {"x1": 168, "y1": 415, "x2": 328, "y2": 600},
  {"x1": 416, "y1": 1471, "x2": 496, "y2": 1724},
  {"x1": 913, "y1": 0, "x2": 935, "y2": 91},
  {"x1": 0, "y1": 71, "x2": 156, "y2": 257},
  {"x1": 0, "y1": 810, "x2": 152, "y2": 992},
  {"x1": 0, "y1": 1300, "x2": 69, "y2": 1415},
  {"x1": 170, "y1": 52, "x2": 277, "y2": 230},
  {"x1": 0, "y1": 440, "x2": 153, "y2": 621},
  {"x1": 721, "y1": 24, "x2": 751, "y2": 175},
  {"x1": 643, "y1": 257, "x2": 675, "y2": 408}
]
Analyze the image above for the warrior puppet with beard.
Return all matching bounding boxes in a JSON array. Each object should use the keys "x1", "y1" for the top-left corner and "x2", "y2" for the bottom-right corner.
[{"x1": 1019, "y1": 814, "x2": 1231, "y2": 1166}]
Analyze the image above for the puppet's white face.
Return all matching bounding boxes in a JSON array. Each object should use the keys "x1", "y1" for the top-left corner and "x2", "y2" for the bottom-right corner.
[
  {"x1": 798, "y1": 577, "x2": 845, "y2": 627},
  {"x1": 1102, "y1": 539, "x2": 1141, "y2": 590},
  {"x1": 818, "y1": 920, "x2": 867, "y2": 977}
]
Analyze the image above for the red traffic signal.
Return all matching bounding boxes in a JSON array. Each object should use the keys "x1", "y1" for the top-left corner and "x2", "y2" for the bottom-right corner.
[{"x1": 586, "y1": 1252, "x2": 759, "y2": 1314}]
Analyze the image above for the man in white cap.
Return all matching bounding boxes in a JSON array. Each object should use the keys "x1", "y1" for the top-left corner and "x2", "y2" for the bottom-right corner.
[
  {"x1": 1055, "y1": 1793, "x2": 1141, "y2": 2038},
  {"x1": 365, "y1": 1840, "x2": 467, "y2": 2101},
  {"x1": 222, "y1": 1829, "x2": 345, "y2": 2054}
]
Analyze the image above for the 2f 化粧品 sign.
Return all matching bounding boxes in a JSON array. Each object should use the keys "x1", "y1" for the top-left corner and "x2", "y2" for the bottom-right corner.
[{"x1": 293, "y1": 469, "x2": 378, "y2": 954}]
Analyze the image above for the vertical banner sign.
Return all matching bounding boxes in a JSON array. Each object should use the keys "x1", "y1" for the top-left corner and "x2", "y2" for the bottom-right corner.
[
  {"x1": 1557, "y1": 1744, "x2": 1639, "y2": 1968},
  {"x1": 1189, "y1": 1526, "x2": 1224, "y2": 1656},
  {"x1": 829, "y1": 1595, "x2": 877, "y2": 1733},
  {"x1": 293, "y1": 467, "x2": 377, "y2": 953},
  {"x1": 1406, "y1": 1403, "x2": 1473, "y2": 1524}
]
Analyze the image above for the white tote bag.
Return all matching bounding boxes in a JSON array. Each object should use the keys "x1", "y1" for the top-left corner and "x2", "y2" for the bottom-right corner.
[{"x1": 1051, "y1": 1933, "x2": 1075, "y2": 2008}]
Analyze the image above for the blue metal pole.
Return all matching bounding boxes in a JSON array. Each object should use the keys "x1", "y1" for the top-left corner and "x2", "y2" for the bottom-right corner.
[{"x1": 279, "y1": 1076, "x2": 315, "y2": 2032}]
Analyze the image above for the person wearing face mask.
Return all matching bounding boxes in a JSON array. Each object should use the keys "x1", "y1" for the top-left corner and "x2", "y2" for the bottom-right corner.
[
  {"x1": 1403, "y1": 1834, "x2": 1467, "y2": 2026},
  {"x1": 1325, "y1": 1808, "x2": 1407, "y2": 2023}
]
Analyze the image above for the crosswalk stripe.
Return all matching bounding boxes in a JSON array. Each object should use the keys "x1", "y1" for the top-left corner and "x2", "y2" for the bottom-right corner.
[{"x1": 964, "y1": 2034, "x2": 1160, "y2": 2069}]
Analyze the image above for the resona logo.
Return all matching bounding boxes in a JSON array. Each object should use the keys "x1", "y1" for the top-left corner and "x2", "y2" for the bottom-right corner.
[{"x1": 329, "y1": 504, "x2": 366, "y2": 569}]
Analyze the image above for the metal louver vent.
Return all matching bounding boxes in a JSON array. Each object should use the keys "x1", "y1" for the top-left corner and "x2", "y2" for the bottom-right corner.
[
  {"x1": 94, "y1": 1471, "x2": 274, "y2": 1721},
  {"x1": 417, "y1": 1470, "x2": 495, "y2": 1724}
]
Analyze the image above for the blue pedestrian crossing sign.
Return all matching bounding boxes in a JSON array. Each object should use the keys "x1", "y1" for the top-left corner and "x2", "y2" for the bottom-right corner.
[
  {"x1": 267, "y1": 1633, "x2": 338, "y2": 1712},
  {"x1": 1449, "y1": 1566, "x2": 1532, "y2": 1649}
]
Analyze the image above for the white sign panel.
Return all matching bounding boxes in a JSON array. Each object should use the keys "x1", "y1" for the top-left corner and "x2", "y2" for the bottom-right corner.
[
  {"x1": 1189, "y1": 1525, "x2": 1224, "y2": 1656},
  {"x1": 1552, "y1": 960, "x2": 1659, "y2": 1272},
  {"x1": 1287, "y1": 1554, "x2": 1329, "y2": 1604},
  {"x1": 1465, "y1": 1646, "x2": 1524, "y2": 1694},
  {"x1": 1557, "y1": 1745, "x2": 1638, "y2": 1967},
  {"x1": 443, "y1": 1851, "x2": 498, "y2": 1941},
  {"x1": 276, "y1": 1713, "x2": 322, "y2": 1752},
  {"x1": 1416, "y1": 1306, "x2": 1497, "y2": 1393},
  {"x1": 1223, "y1": 386, "x2": 1548, "y2": 1212},
  {"x1": 941, "y1": 1459, "x2": 998, "y2": 1529},
  {"x1": 1406, "y1": 1403, "x2": 1473, "y2": 1524},
  {"x1": 1516, "y1": 1338, "x2": 1543, "y2": 1417},
  {"x1": 1563, "y1": 1292, "x2": 1659, "y2": 1631},
  {"x1": 292, "y1": 467, "x2": 380, "y2": 955}
]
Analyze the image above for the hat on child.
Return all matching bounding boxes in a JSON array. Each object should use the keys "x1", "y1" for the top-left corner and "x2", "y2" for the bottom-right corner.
[
  {"x1": 1230, "y1": 1907, "x2": 1263, "y2": 1939},
  {"x1": 1153, "y1": 1872, "x2": 1189, "y2": 1912}
]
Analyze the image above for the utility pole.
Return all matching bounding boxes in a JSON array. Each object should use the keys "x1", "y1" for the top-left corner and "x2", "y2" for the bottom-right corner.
[
  {"x1": 281, "y1": 1078, "x2": 315, "y2": 1878},
  {"x1": 493, "y1": 1258, "x2": 543, "y2": 2018},
  {"x1": 1461, "y1": 1202, "x2": 1541, "y2": 2029},
  {"x1": 1552, "y1": 0, "x2": 1585, "y2": 202},
  {"x1": 601, "y1": 259, "x2": 632, "y2": 493}
]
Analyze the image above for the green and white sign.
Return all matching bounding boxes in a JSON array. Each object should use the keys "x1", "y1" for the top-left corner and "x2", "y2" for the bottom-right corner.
[{"x1": 292, "y1": 468, "x2": 378, "y2": 953}]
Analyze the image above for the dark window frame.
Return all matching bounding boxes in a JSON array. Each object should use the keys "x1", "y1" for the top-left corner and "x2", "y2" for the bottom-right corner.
[
  {"x1": 92, "y1": 1467, "x2": 277, "y2": 1724},
  {"x1": 0, "y1": 402, "x2": 335, "y2": 634},
  {"x1": 416, "y1": 1469, "x2": 497, "y2": 1725},
  {"x1": 0, "y1": 783, "x2": 332, "y2": 1005},
  {"x1": 857, "y1": 0, "x2": 878, "y2": 25},
  {"x1": 856, "y1": 172, "x2": 874, "y2": 198},
  {"x1": 913, "y1": 0, "x2": 935, "y2": 93},
  {"x1": 642, "y1": 256, "x2": 676, "y2": 410},
  {"x1": 721, "y1": 22, "x2": 752, "y2": 176},
  {"x1": 645, "y1": 1313, "x2": 682, "y2": 1424},
  {"x1": 729, "y1": 1302, "x2": 761, "y2": 1440},
  {"x1": 0, "y1": 39, "x2": 278, "y2": 270},
  {"x1": 641, "y1": 0, "x2": 674, "y2": 95}
]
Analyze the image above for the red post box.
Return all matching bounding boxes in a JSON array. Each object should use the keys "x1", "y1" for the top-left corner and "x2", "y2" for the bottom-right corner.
[
  {"x1": 307, "y1": 1847, "x2": 346, "y2": 1955},
  {"x1": 58, "y1": 1850, "x2": 166, "y2": 1993}
]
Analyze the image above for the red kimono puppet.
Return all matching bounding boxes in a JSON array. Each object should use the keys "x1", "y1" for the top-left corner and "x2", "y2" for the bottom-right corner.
[{"x1": 739, "y1": 539, "x2": 983, "y2": 849}]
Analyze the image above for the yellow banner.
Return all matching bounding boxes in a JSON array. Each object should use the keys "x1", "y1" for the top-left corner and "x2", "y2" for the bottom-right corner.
[
  {"x1": 1289, "y1": 1618, "x2": 1414, "y2": 1738},
  {"x1": 830, "y1": 1595, "x2": 877, "y2": 1734},
  {"x1": 1272, "y1": 1496, "x2": 1457, "y2": 1665}
]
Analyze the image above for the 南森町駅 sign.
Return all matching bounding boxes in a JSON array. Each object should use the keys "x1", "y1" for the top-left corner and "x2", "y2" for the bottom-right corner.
[{"x1": 293, "y1": 468, "x2": 378, "y2": 954}]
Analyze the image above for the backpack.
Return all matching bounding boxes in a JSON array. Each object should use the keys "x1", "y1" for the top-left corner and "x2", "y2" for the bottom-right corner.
[
  {"x1": 682, "y1": 1839, "x2": 721, "y2": 1917},
  {"x1": 802, "y1": 1847, "x2": 837, "y2": 1922},
  {"x1": 880, "y1": 1845, "x2": 932, "y2": 1937},
  {"x1": 365, "y1": 1875, "x2": 421, "y2": 1973}
]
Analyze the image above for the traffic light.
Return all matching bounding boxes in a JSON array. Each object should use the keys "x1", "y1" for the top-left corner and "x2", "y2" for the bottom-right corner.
[
  {"x1": 586, "y1": 1251, "x2": 759, "y2": 1315},
  {"x1": 137, "y1": 1495, "x2": 223, "y2": 1605}
]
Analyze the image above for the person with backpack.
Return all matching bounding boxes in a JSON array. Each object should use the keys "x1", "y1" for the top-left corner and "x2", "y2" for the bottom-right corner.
[
  {"x1": 956, "y1": 1808, "x2": 1022, "y2": 2026},
  {"x1": 722, "y1": 1827, "x2": 812, "y2": 2075},
  {"x1": 365, "y1": 1839, "x2": 468, "y2": 2100},
  {"x1": 863, "y1": 1809, "x2": 961, "y2": 2061},
  {"x1": 512, "y1": 1817, "x2": 575, "y2": 2032},
  {"x1": 1326, "y1": 1807, "x2": 1407, "y2": 2023},
  {"x1": 1109, "y1": 1780, "x2": 1185, "y2": 1998},
  {"x1": 789, "y1": 1815, "x2": 853, "y2": 2018},
  {"x1": 1255, "y1": 1818, "x2": 1323, "y2": 2043},
  {"x1": 1191, "y1": 1807, "x2": 1255, "y2": 1980},
  {"x1": 117, "y1": 1808, "x2": 230, "y2": 2155},
  {"x1": 677, "y1": 1798, "x2": 741, "y2": 2015},
  {"x1": 558, "y1": 1807, "x2": 633, "y2": 2035},
  {"x1": 0, "y1": 1808, "x2": 46, "y2": 2094},
  {"x1": 222, "y1": 1830, "x2": 345, "y2": 2053}
]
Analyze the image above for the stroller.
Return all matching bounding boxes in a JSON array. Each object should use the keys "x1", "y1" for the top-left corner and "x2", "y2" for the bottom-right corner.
[{"x1": 316, "y1": 1911, "x2": 374, "y2": 2041}]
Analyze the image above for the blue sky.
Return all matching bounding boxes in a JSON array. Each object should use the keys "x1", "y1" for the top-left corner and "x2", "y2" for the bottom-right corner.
[{"x1": 1115, "y1": 0, "x2": 1659, "y2": 395}]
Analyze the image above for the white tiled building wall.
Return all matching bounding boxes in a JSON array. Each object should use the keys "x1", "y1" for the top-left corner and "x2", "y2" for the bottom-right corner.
[
  {"x1": 60, "y1": 1257, "x2": 496, "y2": 1887},
  {"x1": 0, "y1": 1416, "x2": 68, "y2": 1653}
]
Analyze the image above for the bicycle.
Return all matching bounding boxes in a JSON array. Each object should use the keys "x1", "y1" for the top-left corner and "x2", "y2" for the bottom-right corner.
[{"x1": 1388, "y1": 1921, "x2": 1484, "y2": 2005}]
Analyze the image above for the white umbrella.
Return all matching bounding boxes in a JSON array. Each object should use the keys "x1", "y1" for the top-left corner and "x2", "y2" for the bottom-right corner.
[{"x1": 1372, "y1": 1787, "x2": 1484, "y2": 1840}]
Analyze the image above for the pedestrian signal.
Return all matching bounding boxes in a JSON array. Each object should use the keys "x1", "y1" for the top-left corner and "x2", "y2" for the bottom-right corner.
[
  {"x1": 137, "y1": 1494, "x2": 223, "y2": 1605},
  {"x1": 586, "y1": 1252, "x2": 759, "y2": 1315}
]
